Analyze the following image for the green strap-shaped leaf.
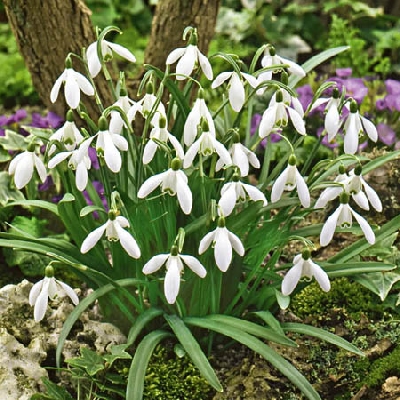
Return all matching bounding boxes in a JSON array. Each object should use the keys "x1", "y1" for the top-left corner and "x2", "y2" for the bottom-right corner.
[
  {"x1": 126, "y1": 330, "x2": 172, "y2": 400},
  {"x1": 127, "y1": 307, "x2": 164, "y2": 346},
  {"x1": 56, "y1": 278, "x2": 145, "y2": 368},
  {"x1": 281, "y1": 322, "x2": 364, "y2": 356},
  {"x1": 203, "y1": 314, "x2": 296, "y2": 347},
  {"x1": 185, "y1": 316, "x2": 321, "y2": 400},
  {"x1": 164, "y1": 314, "x2": 223, "y2": 392},
  {"x1": 7, "y1": 199, "x2": 59, "y2": 215},
  {"x1": 253, "y1": 311, "x2": 285, "y2": 335}
]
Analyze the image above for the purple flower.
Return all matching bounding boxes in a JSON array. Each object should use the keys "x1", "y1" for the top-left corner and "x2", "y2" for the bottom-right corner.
[
  {"x1": 385, "y1": 79, "x2": 400, "y2": 95},
  {"x1": 375, "y1": 99, "x2": 387, "y2": 111},
  {"x1": 88, "y1": 147, "x2": 99, "y2": 170},
  {"x1": 31, "y1": 111, "x2": 63, "y2": 129},
  {"x1": 317, "y1": 127, "x2": 338, "y2": 149},
  {"x1": 83, "y1": 180, "x2": 108, "y2": 218},
  {"x1": 336, "y1": 68, "x2": 352, "y2": 78},
  {"x1": 250, "y1": 114, "x2": 262, "y2": 135},
  {"x1": 377, "y1": 123, "x2": 396, "y2": 146},
  {"x1": 296, "y1": 84, "x2": 314, "y2": 111},
  {"x1": 8, "y1": 109, "x2": 28, "y2": 124}
]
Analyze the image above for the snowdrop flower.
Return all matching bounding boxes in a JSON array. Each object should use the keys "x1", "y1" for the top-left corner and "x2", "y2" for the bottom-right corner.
[
  {"x1": 211, "y1": 71, "x2": 258, "y2": 112},
  {"x1": 50, "y1": 59, "x2": 95, "y2": 109},
  {"x1": 138, "y1": 158, "x2": 192, "y2": 214},
  {"x1": 96, "y1": 117, "x2": 128, "y2": 173},
  {"x1": 314, "y1": 168, "x2": 348, "y2": 209},
  {"x1": 166, "y1": 44, "x2": 213, "y2": 81},
  {"x1": 271, "y1": 155, "x2": 310, "y2": 208},
  {"x1": 320, "y1": 192, "x2": 375, "y2": 247},
  {"x1": 48, "y1": 138, "x2": 93, "y2": 191},
  {"x1": 258, "y1": 89, "x2": 306, "y2": 138},
  {"x1": 342, "y1": 100, "x2": 378, "y2": 154},
  {"x1": 29, "y1": 265, "x2": 79, "y2": 322},
  {"x1": 345, "y1": 167, "x2": 382, "y2": 212},
  {"x1": 48, "y1": 110, "x2": 84, "y2": 155},
  {"x1": 199, "y1": 217, "x2": 245, "y2": 272},
  {"x1": 218, "y1": 175, "x2": 267, "y2": 216},
  {"x1": 184, "y1": 94, "x2": 215, "y2": 146},
  {"x1": 310, "y1": 88, "x2": 341, "y2": 140},
  {"x1": 9, "y1": 149, "x2": 47, "y2": 189},
  {"x1": 109, "y1": 89, "x2": 137, "y2": 134},
  {"x1": 81, "y1": 211, "x2": 141, "y2": 258},
  {"x1": 143, "y1": 245, "x2": 207, "y2": 304},
  {"x1": 183, "y1": 120, "x2": 232, "y2": 169},
  {"x1": 86, "y1": 39, "x2": 136, "y2": 78},
  {"x1": 143, "y1": 116, "x2": 184, "y2": 164},
  {"x1": 281, "y1": 250, "x2": 330, "y2": 296}
]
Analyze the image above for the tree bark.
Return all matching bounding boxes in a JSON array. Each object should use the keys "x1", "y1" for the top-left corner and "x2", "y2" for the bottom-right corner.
[
  {"x1": 145, "y1": 0, "x2": 220, "y2": 71},
  {"x1": 3, "y1": 0, "x2": 112, "y2": 118}
]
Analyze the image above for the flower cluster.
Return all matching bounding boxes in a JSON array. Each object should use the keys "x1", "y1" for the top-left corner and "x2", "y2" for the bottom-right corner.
[{"x1": 4, "y1": 27, "x2": 386, "y2": 320}]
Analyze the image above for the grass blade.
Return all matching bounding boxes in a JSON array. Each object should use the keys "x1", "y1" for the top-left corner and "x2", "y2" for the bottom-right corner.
[
  {"x1": 127, "y1": 307, "x2": 163, "y2": 346},
  {"x1": 164, "y1": 314, "x2": 223, "y2": 392}
]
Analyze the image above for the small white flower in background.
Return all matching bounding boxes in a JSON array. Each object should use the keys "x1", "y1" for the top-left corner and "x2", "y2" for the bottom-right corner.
[
  {"x1": 29, "y1": 265, "x2": 79, "y2": 322},
  {"x1": 342, "y1": 100, "x2": 378, "y2": 154},
  {"x1": 216, "y1": 132, "x2": 260, "y2": 177},
  {"x1": 345, "y1": 168, "x2": 382, "y2": 212},
  {"x1": 184, "y1": 94, "x2": 216, "y2": 147},
  {"x1": 310, "y1": 87, "x2": 341, "y2": 141},
  {"x1": 199, "y1": 217, "x2": 245, "y2": 272},
  {"x1": 109, "y1": 89, "x2": 137, "y2": 134},
  {"x1": 138, "y1": 158, "x2": 192, "y2": 215},
  {"x1": 271, "y1": 154, "x2": 310, "y2": 208},
  {"x1": 50, "y1": 59, "x2": 95, "y2": 109},
  {"x1": 143, "y1": 246, "x2": 207, "y2": 304},
  {"x1": 166, "y1": 44, "x2": 213, "y2": 81},
  {"x1": 9, "y1": 149, "x2": 47, "y2": 190},
  {"x1": 48, "y1": 137, "x2": 93, "y2": 191},
  {"x1": 314, "y1": 167, "x2": 348, "y2": 209},
  {"x1": 256, "y1": 46, "x2": 305, "y2": 95},
  {"x1": 86, "y1": 39, "x2": 136, "y2": 78},
  {"x1": 258, "y1": 89, "x2": 306, "y2": 138},
  {"x1": 281, "y1": 251, "x2": 330, "y2": 296},
  {"x1": 183, "y1": 120, "x2": 232, "y2": 169},
  {"x1": 81, "y1": 211, "x2": 141, "y2": 258},
  {"x1": 143, "y1": 116, "x2": 184, "y2": 164},
  {"x1": 96, "y1": 117, "x2": 128, "y2": 173},
  {"x1": 48, "y1": 110, "x2": 84, "y2": 156},
  {"x1": 218, "y1": 175, "x2": 267, "y2": 216},
  {"x1": 320, "y1": 192, "x2": 375, "y2": 247},
  {"x1": 211, "y1": 71, "x2": 258, "y2": 112}
]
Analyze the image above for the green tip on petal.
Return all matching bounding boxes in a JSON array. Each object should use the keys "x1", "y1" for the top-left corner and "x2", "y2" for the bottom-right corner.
[
  {"x1": 159, "y1": 116, "x2": 167, "y2": 129},
  {"x1": 201, "y1": 117, "x2": 209, "y2": 132}
]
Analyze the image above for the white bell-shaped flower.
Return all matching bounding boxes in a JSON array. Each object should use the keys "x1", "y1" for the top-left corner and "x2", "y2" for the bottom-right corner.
[
  {"x1": 138, "y1": 158, "x2": 192, "y2": 215},
  {"x1": 281, "y1": 251, "x2": 330, "y2": 296},
  {"x1": 218, "y1": 175, "x2": 267, "y2": 216},
  {"x1": 86, "y1": 39, "x2": 136, "y2": 78},
  {"x1": 80, "y1": 211, "x2": 141, "y2": 258},
  {"x1": 271, "y1": 155, "x2": 310, "y2": 208},
  {"x1": 9, "y1": 149, "x2": 47, "y2": 190},
  {"x1": 258, "y1": 89, "x2": 305, "y2": 137},
  {"x1": 199, "y1": 217, "x2": 245, "y2": 272},
  {"x1": 29, "y1": 266, "x2": 79, "y2": 322},
  {"x1": 166, "y1": 44, "x2": 213, "y2": 81},
  {"x1": 143, "y1": 245, "x2": 207, "y2": 304},
  {"x1": 320, "y1": 193, "x2": 375, "y2": 247},
  {"x1": 50, "y1": 59, "x2": 95, "y2": 109},
  {"x1": 211, "y1": 71, "x2": 257, "y2": 112},
  {"x1": 109, "y1": 89, "x2": 137, "y2": 134}
]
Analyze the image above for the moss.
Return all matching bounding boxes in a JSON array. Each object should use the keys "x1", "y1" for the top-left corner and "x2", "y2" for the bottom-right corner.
[
  {"x1": 143, "y1": 343, "x2": 214, "y2": 400},
  {"x1": 290, "y1": 277, "x2": 383, "y2": 321}
]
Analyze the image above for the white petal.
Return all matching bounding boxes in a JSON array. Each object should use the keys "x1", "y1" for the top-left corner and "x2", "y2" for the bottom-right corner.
[
  {"x1": 320, "y1": 204, "x2": 343, "y2": 247},
  {"x1": 314, "y1": 186, "x2": 342, "y2": 209},
  {"x1": 48, "y1": 152, "x2": 71, "y2": 169},
  {"x1": 361, "y1": 116, "x2": 378, "y2": 142},
  {"x1": 243, "y1": 183, "x2": 267, "y2": 206},
  {"x1": 114, "y1": 222, "x2": 141, "y2": 258},
  {"x1": 180, "y1": 255, "x2": 207, "y2": 278},
  {"x1": 107, "y1": 41, "x2": 136, "y2": 63},
  {"x1": 295, "y1": 170, "x2": 310, "y2": 208},
  {"x1": 143, "y1": 254, "x2": 169, "y2": 274},
  {"x1": 352, "y1": 191, "x2": 369, "y2": 210},
  {"x1": 218, "y1": 184, "x2": 237, "y2": 216},
  {"x1": 175, "y1": 45, "x2": 196, "y2": 79},
  {"x1": 80, "y1": 223, "x2": 108, "y2": 253},
  {"x1": 258, "y1": 106, "x2": 277, "y2": 138},
  {"x1": 168, "y1": 134, "x2": 184, "y2": 159},
  {"x1": 351, "y1": 208, "x2": 375, "y2": 244},
  {"x1": 176, "y1": 171, "x2": 192, "y2": 214},
  {"x1": 288, "y1": 107, "x2": 306, "y2": 135},
  {"x1": 271, "y1": 167, "x2": 289, "y2": 203},
  {"x1": 198, "y1": 230, "x2": 215, "y2": 254},
  {"x1": 211, "y1": 72, "x2": 233, "y2": 89},
  {"x1": 281, "y1": 262, "x2": 303, "y2": 296},
  {"x1": 112, "y1": 134, "x2": 129, "y2": 151},
  {"x1": 34, "y1": 156, "x2": 47, "y2": 183},
  {"x1": 183, "y1": 139, "x2": 201, "y2": 168},
  {"x1": 344, "y1": 114, "x2": 359, "y2": 154},
  {"x1": 228, "y1": 231, "x2": 245, "y2": 256},
  {"x1": 74, "y1": 71, "x2": 95, "y2": 96},
  {"x1": 363, "y1": 180, "x2": 382, "y2": 212},
  {"x1": 102, "y1": 132, "x2": 122, "y2": 173},
  {"x1": 14, "y1": 153, "x2": 34, "y2": 189},
  {"x1": 57, "y1": 280, "x2": 79, "y2": 305},
  {"x1": 137, "y1": 172, "x2": 166, "y2": 198},
  {"x1": 166, "y1": 47, "x2": 186, "y2": 65},
  {"x1": 143, "y1": 140, "x2": 158, "y2": 164},
  {"x1": 164, "y1": 260, "x2": 181, "y2": 304},
  {"x1": 325, "y1": 105, "x2": 340, "y2": 137},
  {"x1": 50, "y1": 72, "x2": 66, "y2": 103},
  {"x1": 87, "y1": 42, "x2": 102, "y2": 77},
  {"x1": 214, "y1": 229, "x2": 232, "y2": 272},
  {"x1": 64, "y1": 74, "x2": 80, "y2": 109},
  {"x1": 241, "y1": 72, "x2": 258, "y2": 88},
  {"x1": 33, "y1": 279, "x2": 50, "y2": 322},
  {"x1": 197, "y1": 50, "x2": 213, "y2": 80},
  {"x1": 310, "y1": 262, "x2": 330, "y2": 292},
  {"x1": 229, "y1": 73, "x2": 245, "y2": 112},
  {"x1": 29, "y1": 280, "x2": 44, "y2": 306}
]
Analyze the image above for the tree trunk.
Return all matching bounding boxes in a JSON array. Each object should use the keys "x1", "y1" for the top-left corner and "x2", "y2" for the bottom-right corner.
[
  {"x1": 3, "y1": 0, "x2": 113, "y2": 118},
  {"x1": 144, "y1": 0, "x2": 220, "y2": 71}
]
